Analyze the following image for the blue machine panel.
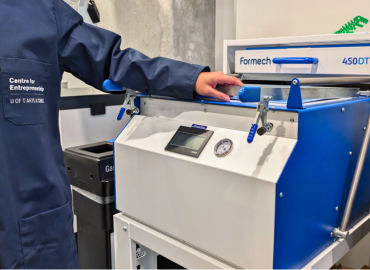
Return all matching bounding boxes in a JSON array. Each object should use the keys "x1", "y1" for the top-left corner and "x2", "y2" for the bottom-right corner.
[{"x1": 273, "y1": 98, "x2": 370, "y2": 268}]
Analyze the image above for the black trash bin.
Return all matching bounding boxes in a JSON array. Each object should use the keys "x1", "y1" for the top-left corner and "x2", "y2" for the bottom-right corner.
[{"x1": 64, "y1": 141, "x2": 118, "y2": 269}]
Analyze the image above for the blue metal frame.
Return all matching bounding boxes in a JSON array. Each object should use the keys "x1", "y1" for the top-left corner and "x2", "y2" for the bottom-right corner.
[
  {"x1": 136, "y1": 94, "x2": 305, "y2": 111},
  {"x1": 138, "y1": 78, "x2": 351, "y2": 111},
  {"x1": 287, "y1": 78, "x2": 304, "y2": 109},
  {"x1": 273, "y1": 98, "x2": 370, "y2": 268}
]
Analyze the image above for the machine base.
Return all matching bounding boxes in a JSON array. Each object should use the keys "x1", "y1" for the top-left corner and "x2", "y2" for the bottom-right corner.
[{"x1": 113, "y1": 213, "x2": 234, "y2": 269}]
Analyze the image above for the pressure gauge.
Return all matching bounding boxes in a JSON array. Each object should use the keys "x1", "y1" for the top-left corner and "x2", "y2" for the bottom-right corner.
[{"x1": 214, "y1": 139, "x2": 233, "y2": 157}]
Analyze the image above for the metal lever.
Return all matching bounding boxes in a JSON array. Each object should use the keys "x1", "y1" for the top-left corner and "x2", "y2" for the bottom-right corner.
[
  {"x1": 238, "y1": 87, "x2": 273, "y2": 143},
  {"x1": 248, "y1": 97, "x2": 274, "y2": 143},
  {"x1": 102, "y1": 79, "x2": 139, "y2": 120},
  {"x1": 333, "y1": 114, "x2": 370, "y2": 239},
  {"x1": 117, "y1": 90, "x2": 139, "y2": 120}
]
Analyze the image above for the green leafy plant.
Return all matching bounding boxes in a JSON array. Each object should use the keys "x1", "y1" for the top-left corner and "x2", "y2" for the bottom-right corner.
[{"x1": 334, "y1": 16, "x2": 369, "y2": 34}]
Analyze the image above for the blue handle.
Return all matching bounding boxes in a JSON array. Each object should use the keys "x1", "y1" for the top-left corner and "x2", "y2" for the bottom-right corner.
[
  {"x1": 247, "y1": 124, "x2": 258, "y2": 143},
  {"x1": 117, "y1": 107, "x2": 126, "y2": 121},
  {"x1": 273, "y1": 57, "x2": 319, "y2": 64},
  {"x1": 103, "y1": 79, "x2": 124, "y2": 91},
  {"x1": 238, "y1": 86, "x2": 261, "y2": 103}
]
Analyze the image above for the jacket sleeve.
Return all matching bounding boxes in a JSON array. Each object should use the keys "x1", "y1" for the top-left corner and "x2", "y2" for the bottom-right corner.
[{"x1": 54, "y1": 0, "x2": 209, "y2": 100}]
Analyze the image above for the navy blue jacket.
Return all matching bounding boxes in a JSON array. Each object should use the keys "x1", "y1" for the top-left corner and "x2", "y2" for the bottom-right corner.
[{"x1": 0, "y1": 0, "x2": 208, "y2": 268}]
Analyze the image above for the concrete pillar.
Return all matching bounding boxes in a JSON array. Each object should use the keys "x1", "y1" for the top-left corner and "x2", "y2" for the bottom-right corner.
[{"x1": 94, "y1": 0, "x2": 215, "y2": 70}]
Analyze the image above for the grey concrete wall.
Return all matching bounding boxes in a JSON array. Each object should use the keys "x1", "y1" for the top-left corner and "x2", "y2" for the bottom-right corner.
[
  {"x1": 94, "y1": 0, "x2": 215, "y2": 70},
  {"x1": 172, "y1": 0, "x2": 215, "y2": 67}
]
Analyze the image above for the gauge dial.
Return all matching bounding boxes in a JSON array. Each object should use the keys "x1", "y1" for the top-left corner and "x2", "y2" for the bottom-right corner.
[{"x1": 214, "y1": 139, "x2": 233, "y2": 157}]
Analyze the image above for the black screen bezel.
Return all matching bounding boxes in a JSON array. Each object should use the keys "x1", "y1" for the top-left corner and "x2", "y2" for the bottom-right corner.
[{"x1": 165, "y1": 126, "x2": 213, "y2": 158}]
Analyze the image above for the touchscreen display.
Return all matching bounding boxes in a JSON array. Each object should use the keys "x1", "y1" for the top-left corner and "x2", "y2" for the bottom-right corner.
[{"x1": 171, "y1": 132, "x2": 206, "y2": 150}]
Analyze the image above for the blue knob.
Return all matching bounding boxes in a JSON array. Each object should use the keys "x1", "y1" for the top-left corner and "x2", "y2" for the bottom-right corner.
[
  {"x1": 247, "y1": 124, "x2": 258, "y2": 143},
  {"x1": 117, "y1": 107, "x2": 126, "y2": 121},
  {"x1": 238, "y1": 86, "x2": 261, "y2": 103},
  {"x1": 103, "y1": 79, "x2": 124, "y2": 92}
]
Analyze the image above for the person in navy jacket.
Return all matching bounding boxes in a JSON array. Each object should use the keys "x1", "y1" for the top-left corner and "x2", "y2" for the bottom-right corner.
[{"x1": 0, "y1": 0, "x2": 243, "y2": 268}]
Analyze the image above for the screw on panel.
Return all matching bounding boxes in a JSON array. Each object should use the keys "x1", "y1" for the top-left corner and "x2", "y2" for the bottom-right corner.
[
  {"x1": 204, "y1": 109, "x2": 207, "y2": 113},
  {"x1": 123, "y1": 226, "x2": 127, "y2": 232},
  {"x1": 330, "y1": 232, "x2": 334, "y2": 237},
  {"x1": 349, "y1": 151, "x2": 353, "y2": 156},
  {"x1": 364, "y1": 127, "x2": 367, "y2": 131},
  {"x1": 290, "y1": 118, "x2": 294, "y2": 123},
  {"x1": 279, "y1": 192, "x2": 283, "y2": 198},
  {"x1": 336, "y1": 206, "x2": 339, "y2": 211},
  {"x1": 342, "y1": 108, "x2": 345, "y2": 112},
  {"x1": 293, "y1": 80, "x2": 298, "y2": 85}
]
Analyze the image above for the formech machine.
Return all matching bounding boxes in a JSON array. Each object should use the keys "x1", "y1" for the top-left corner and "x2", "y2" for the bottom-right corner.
[{"x1": 108, "y1": 34, "x2": 370, "y2": 269}]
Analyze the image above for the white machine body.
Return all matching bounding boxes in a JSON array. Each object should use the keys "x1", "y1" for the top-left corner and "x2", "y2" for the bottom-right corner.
[{"x1": 115, "y1": 98, "x2": 298, "y2": 268}]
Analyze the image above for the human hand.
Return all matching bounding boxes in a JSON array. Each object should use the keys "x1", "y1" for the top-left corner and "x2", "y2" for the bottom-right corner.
[{"x1": 194, "y1": 72, "x2": 244, "y2": 102}]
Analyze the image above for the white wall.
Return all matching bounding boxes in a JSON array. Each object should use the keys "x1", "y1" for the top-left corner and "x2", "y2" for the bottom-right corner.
[
  {"x1": 235, "y1": 0, "x2": 370, "y2": 39},
  {"x1": 215, "y1": 0, "x2": 236, "y2": 71},
  {"x1": 214, "y1": 0, "x2": 370, "y2": 72}
]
